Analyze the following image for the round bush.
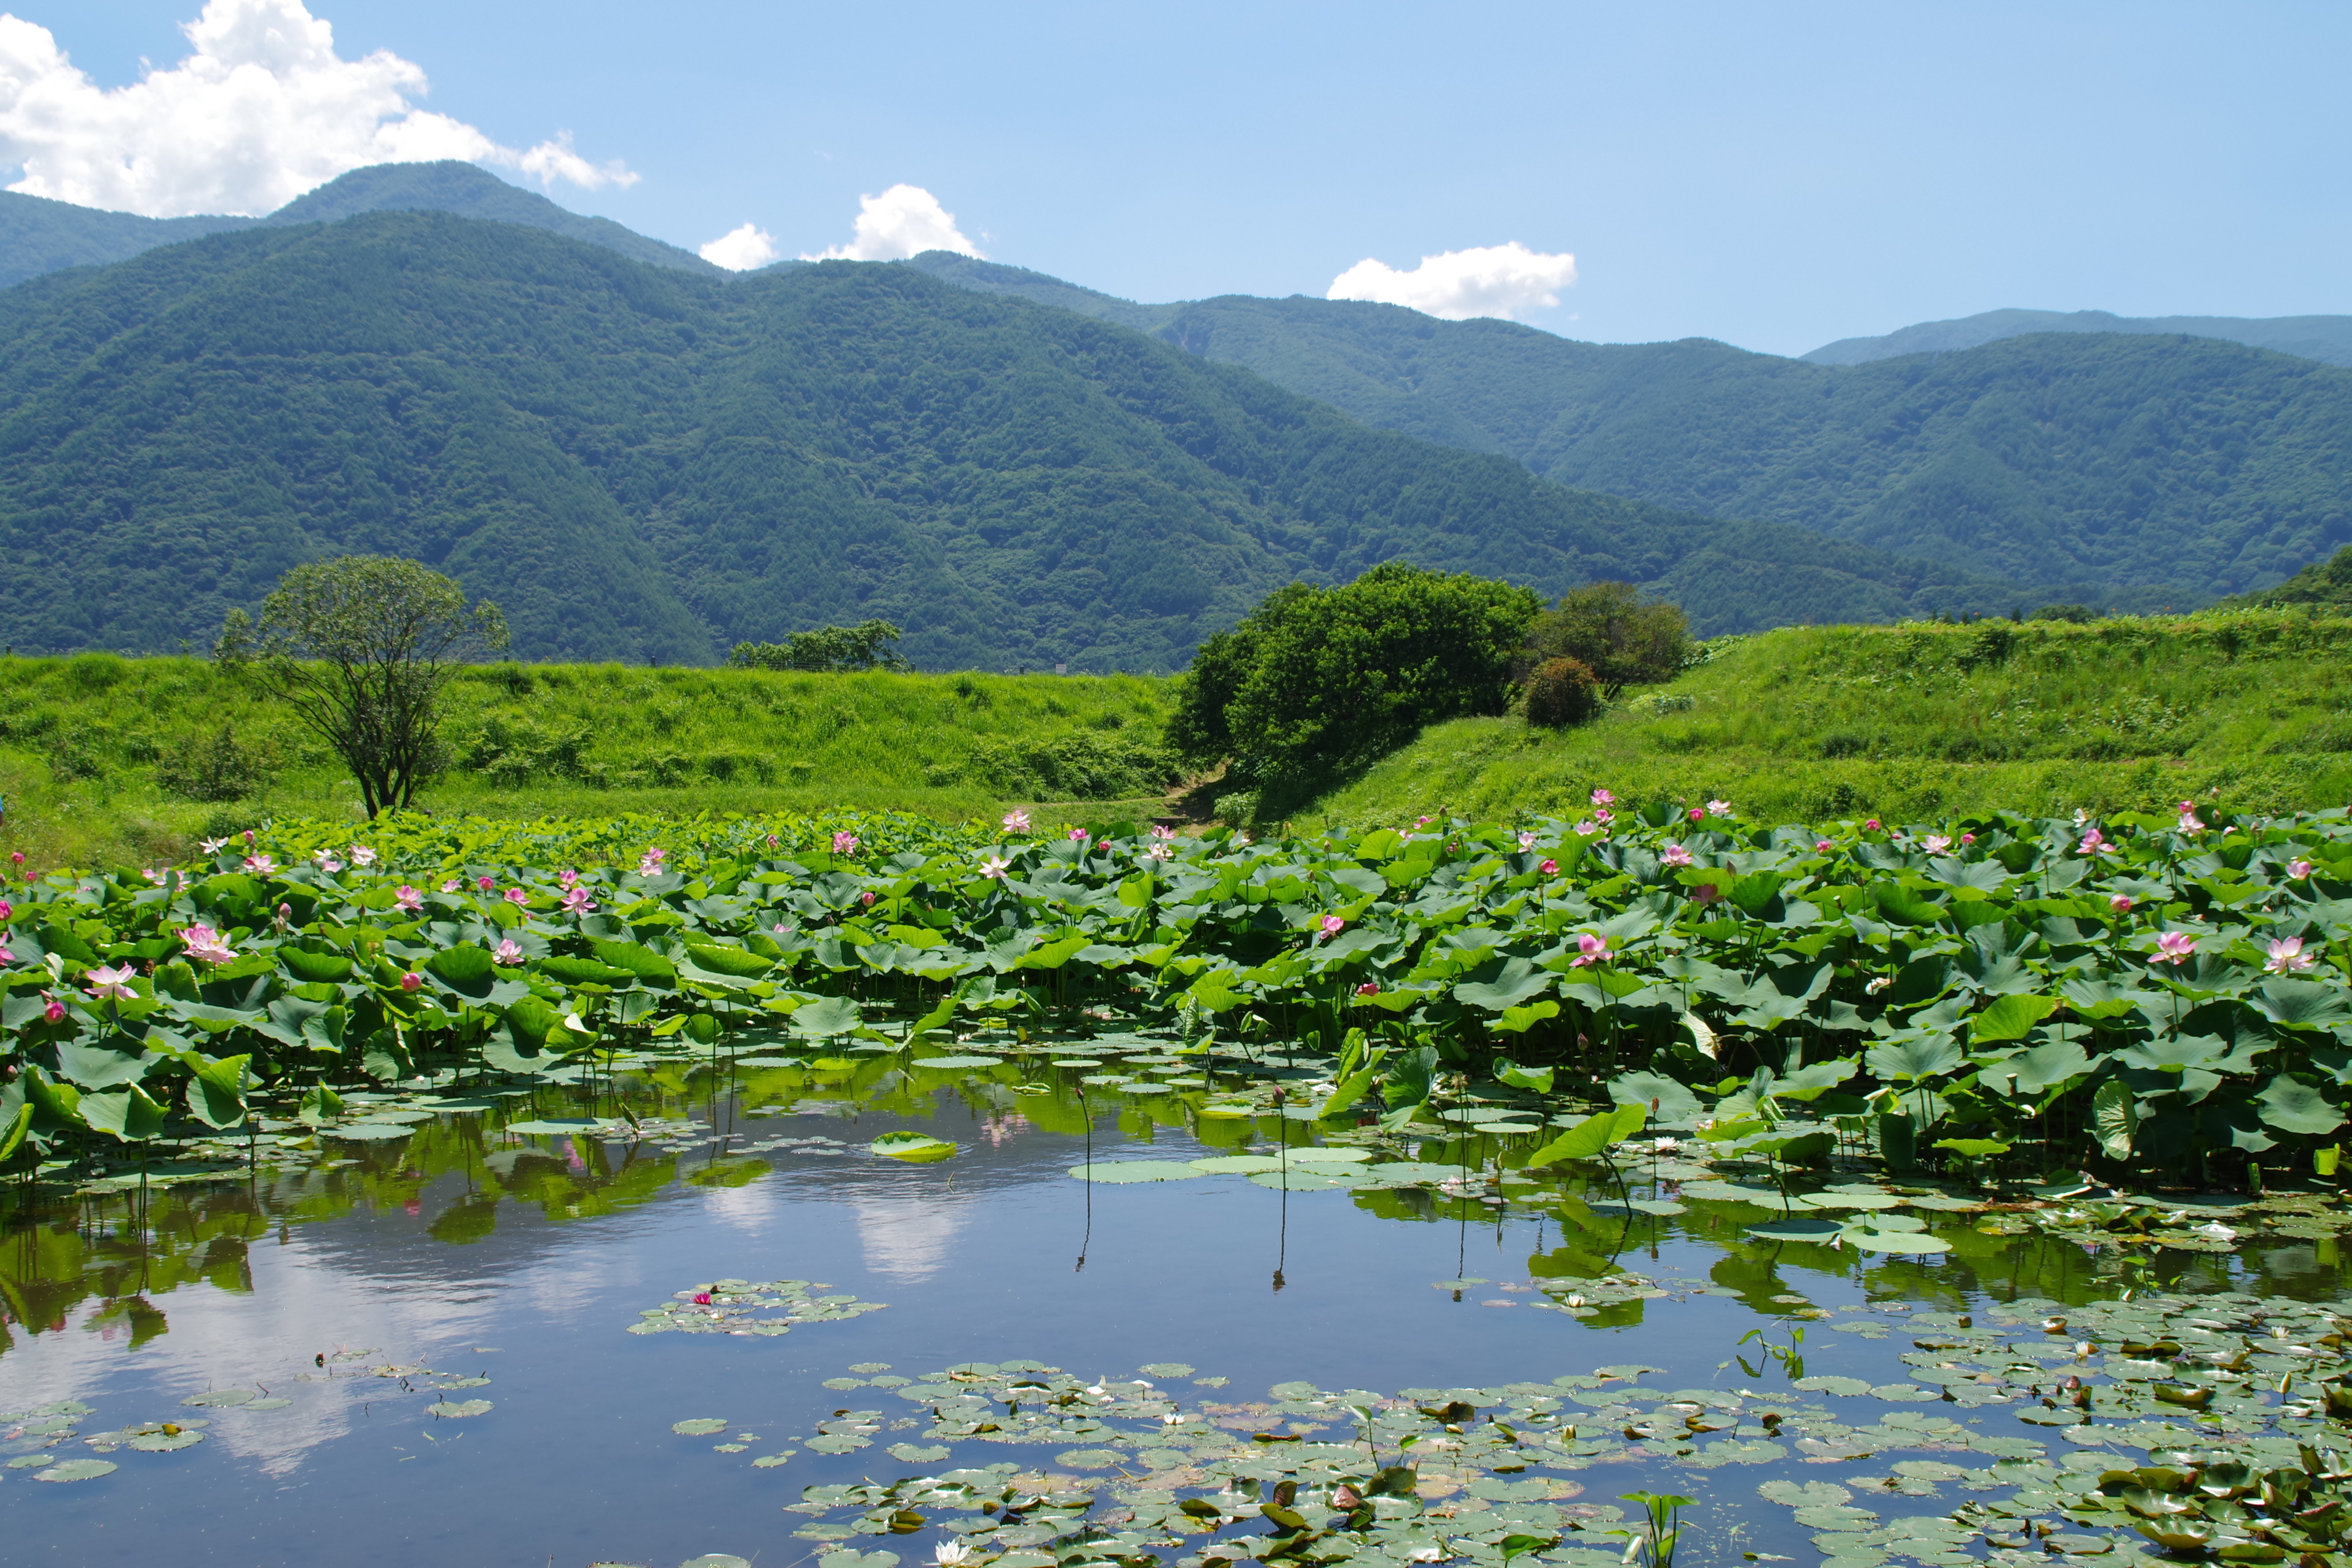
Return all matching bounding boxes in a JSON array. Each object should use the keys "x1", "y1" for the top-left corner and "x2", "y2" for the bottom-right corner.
[{"x1": 1523, "y1": 657, "x2": 1601, "y2": 729}]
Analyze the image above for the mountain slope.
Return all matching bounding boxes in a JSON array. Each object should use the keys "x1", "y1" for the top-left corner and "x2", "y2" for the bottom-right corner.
[
  {"x1": 900, "y1": 261, "x2": 2351, "y2": 604},
  {"x1": 1803, "y1": 307, "x2": 2352, "y2": 368},
  {"x1": 0, "y1": 162, "x2": 716, "y2": 290},
  {"x1": 0, "y1": 210, "x2": 2028, "y2": 665}
]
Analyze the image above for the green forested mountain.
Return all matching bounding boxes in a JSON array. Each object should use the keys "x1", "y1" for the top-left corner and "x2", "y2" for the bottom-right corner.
[
  {"x1": 903, "y1": 258, "x2": 2352, "y2": 602},
  {"x1": 1802, "y1": 307, "x2": 2352, "y2": 367},
  {"x1": 0, "y1": 161, "x2": 716, "y2": 289},
  {"x1": 0, "y1": 210, "x2": 2028, "y2": 666}
]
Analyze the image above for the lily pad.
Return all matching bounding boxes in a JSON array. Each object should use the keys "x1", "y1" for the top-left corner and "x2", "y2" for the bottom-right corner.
[
  {"x1": 506, "y1": 1119, "x2": 602, "y2": 1135},
  {"x1": 1068, "y1": 1162, "x2": 1208, "y2": 1183},
  {"x1": 673, "y1": 1418, "x2": 730, "y2": 1435},
  {"x1": 1248, "y1": 1169, "x2": 1374, "y2": 1190},
  {"x1": 126, "y1": 1430, "x2": 205, "y2": 1451},
  {"x1": 1287, "y1": 1147, "x2": 1376, "y2": 1163},
  {"x1": 911, "y1": 1056, "x2": 999, "y2": 1070},
  {"x1": 428, "y1": 1400, "x2": 492, "y2": 1418},
  {"x1": 324, "y1": 1122, "x2": 416, "y2": 1140},
  {"x1": 34, "y1": 1458, "x2": 117, "y2": 1482},
  {"x1": 182, "y1": 1389, "x2": 257, "y2": 1407},
  {"x1": 1055, "y1": 1448, "x2": 1128, "y2": 1468},
  {"x1": 870, "y1": 1131, "x2": 957, "y2": 1163},
  {"x1": 1190, "y1": 1155, "x2": 1288, "y2": 1173}
]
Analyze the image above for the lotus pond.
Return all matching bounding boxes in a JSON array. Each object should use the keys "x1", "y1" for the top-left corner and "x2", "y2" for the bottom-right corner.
[{"x1": 6, "y1": 1034, "x2": 2352, "y2": 1568}]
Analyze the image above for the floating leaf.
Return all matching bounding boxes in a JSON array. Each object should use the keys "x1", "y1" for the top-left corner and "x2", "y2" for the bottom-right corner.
[
  {"x1": 673, "y1": 1418, "x2": 729, "y2": 1435},
  {"x1": 1067, "y1": 1162, "x2": 1208, "y2": 1183},
  {"x1": 870, "y1": 1131, "x2": 957, "y2": 1163},
  {"x1": 428, "y1": 1400, "x2": 492, "y2": 1418},
  {"x1": 35, "y1": 1458, "x2": 117, "y2": 1482}
]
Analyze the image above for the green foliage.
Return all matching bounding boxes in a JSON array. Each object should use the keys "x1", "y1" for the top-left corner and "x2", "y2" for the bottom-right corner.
[
  {"x1": 156, "y1": 724, "x2": 272, "y2": 802},
  {"x1": 1523, "y1": 658, "x2": 1601, "y2": 729},
  {"x1": 2233, "y1": 543, "x2": 2352, "y2": 610},
  {"x1": 0, "y1": 656, "x2": 1178, "y2": 874},
  {"x1": 728, "y1": 621, "x2": 912, "y2": 673},
  {"x1": 1168, "y1": 562, "x2": 1542, "y2": 808},
  {"x1": 0, "y1": 209, "x2": 2081, "y2": 669},
  {"x1": 1095, "y1": 293, "x2": 2352, "y2": 604},
  {"x1": 221, "y1": 556, "x2": 508, "y2": 818},
  {"x1": 1522, "y1": 581, "x2": 1693, "y2": 692},
  {"x1": 1321, "y1": 609, "x2": 2352, "y2": 827}
]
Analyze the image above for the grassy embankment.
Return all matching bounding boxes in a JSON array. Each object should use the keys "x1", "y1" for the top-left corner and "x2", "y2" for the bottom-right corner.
[
  {"x1": 8, "y1": 609, "x2": 2347, "y2": 870},
  {"x1": 1312, "y1": 610, "x2": 2352, "y2": 826},
  {"x1": 0, "y1": 658, "x2": 1176, "y2": 872}
]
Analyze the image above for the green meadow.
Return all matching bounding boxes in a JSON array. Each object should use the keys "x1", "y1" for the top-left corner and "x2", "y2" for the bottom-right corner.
[
  {"x1": 0, "y1": 657, "x2": 1177, "y2": 873},
  {"x1": 6, "y1": 606, "x2": 2347, "y2": 875},
  {"x1": 1316, "y1": 609, "x2": 2352, "y2": 828}
]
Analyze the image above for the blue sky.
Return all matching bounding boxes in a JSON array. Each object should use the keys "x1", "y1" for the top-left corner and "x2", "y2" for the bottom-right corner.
[{"x1": 23, "y1": 1, "x2": 2352, "y2": 356}]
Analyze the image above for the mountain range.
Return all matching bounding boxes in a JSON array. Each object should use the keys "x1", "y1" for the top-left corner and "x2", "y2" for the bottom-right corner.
[
  {"x1": 1801, "y1": 307, "x2": 2352, "y2": 368},
  {"x1": 0, "y1": 163, "x2": 2347, "y2": 664}
]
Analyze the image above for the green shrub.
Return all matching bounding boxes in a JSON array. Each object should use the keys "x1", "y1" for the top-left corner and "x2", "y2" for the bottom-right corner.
[
  {"x1": 974, "y1": 733, "x2": 1179, "y2": 800},
  {"x1": 1521, "y1": 581, "x2": 1692, "y2": 692},
  {"x1": 1523, "y1": 657, "x2": 1601, "y2": 729},
  {"x1": 728, "y1": 620, "x2": 911, "y2": 673},
  {"x1": 2030, "y1": 603, "x2": 2099, "y2": 623},
  {"x1": 158, "y1": 724, "x2": 271, "y2": 801}
]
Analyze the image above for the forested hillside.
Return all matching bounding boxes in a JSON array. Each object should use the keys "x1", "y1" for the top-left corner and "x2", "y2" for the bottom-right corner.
[
  {"x1": 0, "y1": 161, "x2": 717, "y2": 288},
  {"x1": 0, "y1": 209, "x2": 2029, "y2": 667},
  {"x1": 1803, "y1": 306, "x2": 2352, "y2": 367},
  {"x1": 906, "y1": 259, "x2": 2352, "y2": 602}
]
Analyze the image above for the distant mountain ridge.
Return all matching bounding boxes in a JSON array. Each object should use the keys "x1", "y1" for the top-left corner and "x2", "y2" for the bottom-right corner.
[
  {"x1": 0, "y1": 209, "x2": 2030, "y2": 666},
  {"x1": 896, "y1": 254, "x2": 2350, "y2": 604},
  {"x1": 1802, "y1": 307, "x2": 2352, "y2": 368},
  {"x1": 0, "y1": 162, "x2": 717, "y2": 288}
]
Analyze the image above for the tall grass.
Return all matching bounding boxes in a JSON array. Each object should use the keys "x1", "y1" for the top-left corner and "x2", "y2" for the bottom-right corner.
[
  {"x1": 1312, "y1": 609, "x2": 2352, "y2": 826},
  {"x1": 0, "y1": 656, "x2": 1176, "y2": 873}
]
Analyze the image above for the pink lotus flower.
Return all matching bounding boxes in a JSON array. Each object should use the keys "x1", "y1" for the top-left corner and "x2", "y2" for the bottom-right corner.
[
  {"x1": 350, "y1": 845, "x2": 376, "y2": 867},
  {"x1": 1571, "y1": 932, "x2": 1610, "y2": 968},
  {"x1": 1960, "y1": 832, "x2": 1975, "y2": 844},
  {"x1": 1592, "y1": 807, "x2": 1614, "y2": 826},
  {"x1": 1316, "y1": 915, "x2": 1345, "y2": 940},
  {"x1": 85, "y1": 963, "x2": 138, "y2": 1000},
  {"x1": 273, "y1": 903, "x2": 291, "y2": 932},
  {"x1": 1068, "y1": 827, "x2": 1090, "y2": 842},
  {"x1": 181, "y1": 925, "x2": 237, "y2": 965},
  {"x1": 199, "y1": 836, "x2": 227, "y2": 854},
  {"x1": 1574, "y1": 820, "x2": 1599, "y2": 836},
  {"x1": 8, "y1": 851, "x2": 21, "y2": 864},
  {"x1": 1591, "y1": 788, "x2": 1615, "y2": 808},
  {"x1": 1150, "y1": 824, "x2": 1177, "y2": 841},
  {"x1": 2178, "y1": 810, "x2": 2205, "y2": 834},
  {"x1": 558, "y1": 869, "x2": 580, "y2": 889},
  {"x1": 1003, "y1": 810, "x2": 1031, "y2": 834},
  {"x1": 2153, "y1": 930, "x2": 2197, "y2": 966},
  {"x1": 1707, "y1": 800, "x2": 1732, "y2": 817},
  {"x1": 1865, "y1": 819, "x2": 1881, "y2": 831},
  {"x1": 1691, "y1": 884, "x2": 1722, "y2": 905},
  {"x1": 1538, "y1": 858, "x2": 1559, "y2": 875},
  {"x1": 503, "y1": 886, "x2": 530, "y2": 906},
  {"x1": 399, "y1": 972, "x2": 423, "y2": 992},
  {"x1": 1688, "y1": 808, "x2": 1704, "y2": 823},
  {"x1": 860, "y1": 890, "x2": 876, "y2": 906},
  {"x1": 242, "y1": 852, "x2": 276, "y2": 875},
  {"x1": 2289, "y1": 859, "x2": 2314, "y2": 879},
  {"x1": 2079, "y1": 828, "x2": 2110, "y2": 854},
  {"x1": 1355, "y1": 982, "x2": 1379, "y2": 997},
  {"x1": 561, "y1": 887, "x2": 597, "y2": 915},
  {"x1": 476, "y1": 875, "x2": 494, "y2": 891},
  {"x1": 765, "y1": 834, "x2": 780, "y2": 849},
  {"x1": 978, "y1": 854, "x2": 1012, "y2": 879},
  {"x1": 394, "y1": 885, "x2": 423, "y2": 912},
  {"x1": 1144, "y1": 842, "x2": 1173, "y2": 861},
  {"x1": 312, "y1": 847, "x2": 344, "y2": 873},
  {"x1": 772, "y1": 921, "x2": 793, "y2": 935},
  {"x1": 0, "y1": 942, "x2": 13, "y2": 963},
  {"x1": 242, "y1": 831, "x2": 255, "y2": 845},
  {"x1": 1815, "y1": 839, "x2": 1834, "y2": 853},
  {"x1": 2266, "y1": 938, "x2": 2316, "y2": 976},
  {"x1": 1518, "y1": 831, "x2": 1538, "y2": 850},
  {"x1": 1660, "y1": 844, "x2": 1693, "y2": 867},
  {"x1": 440, "y1": 880, "x2": 460, "y2": 893},
  {"x1": 0, "y1": 900, "x2": 12, "y2": 920},
  {"x1": 2109, "y1": 894, "x2": 2135, "y2": 914},
  {"x1": 492, "y1": 939, "x2": 524, "y2": 966},
  {"x1": 42, "y1": 992, "x2": 65, "y2": 1023},
  {"x1": 829, "y1": 833, "x2": 857, "y2": 856},
  {"x1": 693, "y1": 1291, "x2": 713, "y2": 1306}
]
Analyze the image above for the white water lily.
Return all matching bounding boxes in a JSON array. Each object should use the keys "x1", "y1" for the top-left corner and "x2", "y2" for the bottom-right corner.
[{"x1": 2194, "y1": 1221, "x2": 2238, "y2": 1242}]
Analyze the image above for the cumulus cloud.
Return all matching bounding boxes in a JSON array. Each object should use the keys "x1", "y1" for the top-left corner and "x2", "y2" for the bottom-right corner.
[
  {"x1": 699, "y1": 222, "x2": 780, "y2": 271},
  {"x1": 0, "y1": 0, "x2": 635, "y2": 217},
  {"x1": 803, "y1": 183, "x2": 981, "y2": 261},
  {"x1": 1327, "y1": 241, "x2": 1577, "y2": 322}
]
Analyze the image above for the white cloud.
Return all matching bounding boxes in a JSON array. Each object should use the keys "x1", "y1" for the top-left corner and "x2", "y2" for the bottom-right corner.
[
  {"x1": 803, "y1": 183, "x2": 981, "y2": 261},
  {"x1": 699, "y1": 220, "x2": 780, "y2": 271},
  {"x1": 0, "y1": 0, "x2": 635, "y2": 217},
  {"x1": 1327, "y1": 241, "x2": 1577, "y2": 322}
]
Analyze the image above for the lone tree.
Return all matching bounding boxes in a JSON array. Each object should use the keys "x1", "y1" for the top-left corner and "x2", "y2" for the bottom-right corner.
[
  {"x1": 727, "y1": 620, "x2": 912, "y2": 673},
  {"x1": 215, "y1": 556, "x2": 507, "y2": 817},
  {"x1": 1519, "y1": 581, "x2": 1693, "y2": 695}
]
